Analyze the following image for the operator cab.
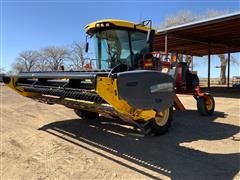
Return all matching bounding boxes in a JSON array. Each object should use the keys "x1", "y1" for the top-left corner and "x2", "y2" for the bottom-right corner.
[
  {"x1": 85, "y1": 19, "x2": 198, "y2": 90},
  {"x1": 85, "y1": 19, "x2": 151, "y2": 70}
]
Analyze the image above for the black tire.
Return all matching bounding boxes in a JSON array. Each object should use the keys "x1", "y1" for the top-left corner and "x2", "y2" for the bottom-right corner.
[
  {"x1": 197, "y1": 94, "x2": 215, "y2": 116},
  {"x1": 186, "y1": 73, "x2": 199, "y2": 90},
  {"x1": 74, "y1": 109, "x2": 99, "y2": 120},
  {"x1": 146, "y1": 107, "x2": 173, "y2": 136}
]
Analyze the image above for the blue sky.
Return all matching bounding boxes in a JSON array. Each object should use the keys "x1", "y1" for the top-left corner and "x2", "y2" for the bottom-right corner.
[{"x1": 1, "y1": 0, "x2": 240, "y2": 77}]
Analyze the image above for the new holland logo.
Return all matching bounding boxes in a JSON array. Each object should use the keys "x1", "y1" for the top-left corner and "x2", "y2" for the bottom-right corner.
[{"x1": 150, "y1": 83, "x2": 173, "y2": 93}]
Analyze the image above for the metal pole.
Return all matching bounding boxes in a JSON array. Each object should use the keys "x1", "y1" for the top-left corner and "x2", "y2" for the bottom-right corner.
[
  {"x1": 227, "y1": 49, "x2": 230, "y2": 88},
  {"x1": 208, "y1": 43, "x2": 211, "y2": 89},
  {"x1": 165, "y1": 35, "x2": 168, "y2": 53},
  {"x1": 191, "y1": 57, "x2": 193, "y2": 72}
]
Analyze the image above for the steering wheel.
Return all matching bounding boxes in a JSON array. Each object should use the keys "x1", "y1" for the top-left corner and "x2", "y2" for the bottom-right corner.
[{"x1": 108, "y1": 64, "x2": 129, "y2": 78}]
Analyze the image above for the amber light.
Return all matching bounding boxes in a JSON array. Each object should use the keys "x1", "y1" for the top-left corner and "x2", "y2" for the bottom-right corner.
[
  {"x1": 144, "y1": 59, "x2": 153, "y2": 68},
  {"x1": 171, "y1": 54, "x2": 177, "y2": 62}
]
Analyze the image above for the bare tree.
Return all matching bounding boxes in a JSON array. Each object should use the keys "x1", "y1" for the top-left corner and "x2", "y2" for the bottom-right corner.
[
  {"x1": 35, "y1": 54, "x2": 49, "y2": 71},
  {"x1": 12, "y1": 61, "x2": 25, "y2": 73},
  {"x1": 69, "y1": 42, "x2": 86, "y2": 70},
  {"x1": 161, "y1": 10, "x2": 196, "y2": 28},
  {"x1": 41, "y1": 46, "x2": 70, "y2": 71},
  {"x1": 216, "y1": 54, "x2": 239, "y2": 84},
  {"x1": 202, "y1": 9, "x2": 229, "y2": 19},
  {"x1": 217, "y1": 54, "x2": 227, "y2": 84},
  {"x1": 161, "y1": 9, "x2": 228, "y2": 28},
  {"x1": 12, "y1": 50, "x2": 40, "y2": 72}
]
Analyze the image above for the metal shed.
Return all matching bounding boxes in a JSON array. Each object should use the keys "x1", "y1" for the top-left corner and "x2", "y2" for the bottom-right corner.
[{"x1": 153, "y1": 12, "x2": 240, "y2": 88}]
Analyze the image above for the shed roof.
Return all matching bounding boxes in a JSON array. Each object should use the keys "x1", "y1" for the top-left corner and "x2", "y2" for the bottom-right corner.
[{"x1": 153, "y1": 12, "x2": 240, "y2": 56}]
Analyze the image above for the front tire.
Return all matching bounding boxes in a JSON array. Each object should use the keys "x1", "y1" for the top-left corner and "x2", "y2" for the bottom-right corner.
[
  {"x1": 146, "y1": 107, "x2": 173, "y2": 136},
  {"x1": 186, "y1": 73, "x2": 199, "y2": 90},
  {"x1": 197, "y1": 94, "x2": 215, "y2": 116},
  {"x1": 74, "y1": 109, "x2": 99, "y2": 120}
]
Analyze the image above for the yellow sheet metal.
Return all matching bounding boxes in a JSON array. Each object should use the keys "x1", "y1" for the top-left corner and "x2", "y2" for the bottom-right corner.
[
  {"x1": 96, "y1": 77, "x2": 155, "y2": 121},
  {"x1": 5, "y1": 77, "x2": 40, "y2": 98},
  {"x1": 85, "y1": 19, "x2": 149, "y2": 34}
]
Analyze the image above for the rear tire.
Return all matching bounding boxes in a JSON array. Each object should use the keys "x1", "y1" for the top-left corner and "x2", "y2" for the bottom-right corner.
[
  {"x1": 186, "y1": 73, "x2": 199, "y2": 90},
  {"x1": 146, "y1": 107, "x2": 173, "y2": 136},
  {"x1": 197, "y1": 94, "x2": 215, "y2": 116},
  {"x1": 74, "y1": 109, "x2": 99, "y2": 120}
]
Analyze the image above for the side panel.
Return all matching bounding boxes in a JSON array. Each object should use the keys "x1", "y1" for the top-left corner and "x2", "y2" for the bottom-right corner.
[
  {"x1": 117, "y1": 70, "x2": 175, "y2": 112},
  {"x1": 96, "y1": 77, "x2": 156, "y2": 121}
]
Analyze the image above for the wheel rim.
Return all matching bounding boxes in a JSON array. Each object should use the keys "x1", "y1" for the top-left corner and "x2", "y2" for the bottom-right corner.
[
  {"x1": 205, "y1": 97, "x2": 213, "y2": 111},
  {"x1": 155, "y1": 109, "x2": 169, "y2": 126}
]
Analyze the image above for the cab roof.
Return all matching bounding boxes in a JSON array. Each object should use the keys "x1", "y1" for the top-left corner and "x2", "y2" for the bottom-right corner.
[{"x1": 85, "y1": 19, "x2": 149, "y2": 34}]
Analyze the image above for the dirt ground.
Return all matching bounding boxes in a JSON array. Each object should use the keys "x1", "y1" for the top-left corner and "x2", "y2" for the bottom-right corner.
[{"x1": 1, "y1": 84, "x2": 239, "y2": 180}]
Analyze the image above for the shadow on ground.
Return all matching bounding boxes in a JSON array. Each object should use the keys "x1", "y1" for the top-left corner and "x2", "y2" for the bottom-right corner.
[
  {"x1": 39, "y1": 110, "x2": 240, "y2": 179},
  {"x1": 201, "y1": 87, "x2": 240, "y2": 98}
]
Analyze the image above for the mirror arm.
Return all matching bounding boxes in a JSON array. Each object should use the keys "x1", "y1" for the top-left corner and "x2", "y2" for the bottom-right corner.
[{"x1": 85, "y1": 35, "x2": 89, "y2": 53}]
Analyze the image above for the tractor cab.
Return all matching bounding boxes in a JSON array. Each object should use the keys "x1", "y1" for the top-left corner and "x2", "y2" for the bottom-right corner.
[
  {"x1": 85, "y1": 19, "x2": 202, "y2": 94},
  {"x1": 85, "y1": 19, "x2": 151, "y2": 70},
  {"x1": 85, "y1": 19, "x2": 196, "y2": 89}
]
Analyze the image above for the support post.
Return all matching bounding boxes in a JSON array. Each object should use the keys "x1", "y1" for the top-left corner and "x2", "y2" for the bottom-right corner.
[
  {"x1": 227, "y1": 50, "x2": 230, "y2": 88},
  {"x1": 191, "y1": 57, "x2": 193, "y2": 72},
  {"x1": 165, "y1": 35, "x2": 168, "y2": 53},
  {"x1": 208, "y1": 43, "x2": 211, "y2": 89}
]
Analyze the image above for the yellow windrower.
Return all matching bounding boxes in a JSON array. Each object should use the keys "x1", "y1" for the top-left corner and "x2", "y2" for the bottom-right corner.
[{"x1": 3, "y1": 18, "x2": 173, "y2": 136}]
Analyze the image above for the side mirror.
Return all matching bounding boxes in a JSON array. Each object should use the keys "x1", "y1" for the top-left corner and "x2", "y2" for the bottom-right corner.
[
  {"x1": 146, "y1": 29, "x2": 155, "y2": 43},
  {"x1": 85, "y1": 42, "x2": 89, "y2": 53}
]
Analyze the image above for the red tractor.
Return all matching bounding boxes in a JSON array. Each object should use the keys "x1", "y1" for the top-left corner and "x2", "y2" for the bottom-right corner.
[{"x1": 142, "y1": 51, "x2": 215, "y2": 116}]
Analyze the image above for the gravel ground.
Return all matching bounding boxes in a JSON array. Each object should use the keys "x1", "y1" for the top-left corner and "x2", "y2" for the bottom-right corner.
[{"x1": 1, "y1": 85, "x2": 239, "y2": 179}]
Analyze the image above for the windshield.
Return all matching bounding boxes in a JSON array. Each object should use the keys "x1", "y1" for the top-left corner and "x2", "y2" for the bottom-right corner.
[{"x1": 93, "y1": 29, "x2": 149, "y2": 70}]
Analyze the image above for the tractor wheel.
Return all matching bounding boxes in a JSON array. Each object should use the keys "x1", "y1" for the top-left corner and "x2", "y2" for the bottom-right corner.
[
  {"x1": 186, "y1": 74, "x2": 199, "y2": 90},
  {"x1": 74, "y1": 109, "x2": 99, "y2": 120},
  {"x1": 146, "y1": 107, "x2": 173, "y2": 136},
  {"x1": 197, "y1": 94, "x2": 215, "y2": 116}
]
